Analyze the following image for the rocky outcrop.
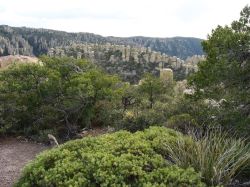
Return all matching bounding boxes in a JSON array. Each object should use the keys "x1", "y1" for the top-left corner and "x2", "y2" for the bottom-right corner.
[
  {"x1": 160, "y1": 68, "x2": 173, "y2": 84},
  {"x1": 0, "y1": 55, "x2": 39, "y2": 69},
  {"x1": 48, "y1": 43, "x2": 179, "y2": 65},
  {"x1": 47, "y1": 43, "x2": 205, "y2": 83},
  {"x1": 185, "y1": 55, "x2": 205, "y2": 72}
]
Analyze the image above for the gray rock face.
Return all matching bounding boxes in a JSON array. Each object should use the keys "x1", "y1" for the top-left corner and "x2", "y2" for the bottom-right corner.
[{"x1": 47, "y1": 43, "x2": 205, "y2": 83}]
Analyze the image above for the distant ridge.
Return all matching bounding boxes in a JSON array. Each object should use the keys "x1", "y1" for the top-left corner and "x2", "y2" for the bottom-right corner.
[{"x1": 0, "y1": 25, "x2": 203, "y2": 59}]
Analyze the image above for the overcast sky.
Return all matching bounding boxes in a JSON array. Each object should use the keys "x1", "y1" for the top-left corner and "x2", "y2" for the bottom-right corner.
[{"x1": 0, "y1": 0, "x2": 248, "y2": 39}]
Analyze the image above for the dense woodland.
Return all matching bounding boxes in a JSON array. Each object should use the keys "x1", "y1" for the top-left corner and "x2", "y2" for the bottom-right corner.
[{"x1": 0, "y1": 5, "x2": 249, "y2": 187}]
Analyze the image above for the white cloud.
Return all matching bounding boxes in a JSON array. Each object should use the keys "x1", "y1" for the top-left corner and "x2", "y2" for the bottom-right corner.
[{"x1": 0, "y1": 0, "x2": 248, "y2": 38}]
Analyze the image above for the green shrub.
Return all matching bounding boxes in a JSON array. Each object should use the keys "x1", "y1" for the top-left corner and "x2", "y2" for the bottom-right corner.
[
  {"x1": 166, "y1": 114, "x2": 199, "y2": 134},
  {"x1": 16, "y1": 127, "x2": 205, "y2": 187},
  {"x1": 165, "y1": 131, "x2": 250, "y2": 186},
  {"x1": 0, "y1": 56, "x2": 123, "y2": 139},
  {"x1": 116, "y1": 109, "x2": 166, "y2": 132}
]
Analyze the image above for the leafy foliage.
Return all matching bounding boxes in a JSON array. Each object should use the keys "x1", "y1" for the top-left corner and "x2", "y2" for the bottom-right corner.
[
  {"x1": 166, "y1": 114, "x2": 199, "y2": 134},
  {"x1": 0, "y1": 56, "x2": 123, "y2": 139},
  {"x1": 15, "y1": 127, "x2": 205, "y2": 187},
  {"x1": 0, "y1": 56, "x2": 179, "y2": 138},
  {"x1": 188, "y1": 5, "x2": 250, "y2": 135},
  {"x1": 139, "y1": 73, "x2": 168, "y2": 109},
  {"x1": 112, "y1": 74, "x2": 176, "y2": 132}
]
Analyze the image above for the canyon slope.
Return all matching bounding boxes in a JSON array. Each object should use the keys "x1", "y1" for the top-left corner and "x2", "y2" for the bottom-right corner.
[{"x1": 0, "y1": 25, "x2": 203, "y2": 59}]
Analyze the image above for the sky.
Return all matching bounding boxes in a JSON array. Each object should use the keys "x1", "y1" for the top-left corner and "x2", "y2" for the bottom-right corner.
[{"x1": 0, "y1": 0, "x2": 248, "y2": 39}]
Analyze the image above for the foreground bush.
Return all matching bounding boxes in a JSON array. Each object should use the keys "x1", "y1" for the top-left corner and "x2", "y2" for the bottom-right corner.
[
  {"x1": 165, "y1": 131, "x2": 250, "y2": 186},
  {"x1": 16, "y1": 127, "x2": 205, "y2": 187}
]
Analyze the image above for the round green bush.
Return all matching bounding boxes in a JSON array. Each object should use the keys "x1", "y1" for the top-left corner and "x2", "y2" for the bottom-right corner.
[{"x1": 16, "y1": 127, "x2": 205, "y2": 187}]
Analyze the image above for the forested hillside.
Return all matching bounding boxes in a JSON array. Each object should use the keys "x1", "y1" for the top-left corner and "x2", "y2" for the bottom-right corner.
[{"x1": 0, "y1": 25, "x2": 203, "y2": 59}]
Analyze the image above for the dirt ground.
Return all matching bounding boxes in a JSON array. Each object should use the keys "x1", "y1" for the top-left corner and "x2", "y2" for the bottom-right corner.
[
  {"x1": 0, "y1": 138, "x2": 47, "y2": 187},
  {"x1": 0, "y1": 128, "x2": 109, "y2": 187}
]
